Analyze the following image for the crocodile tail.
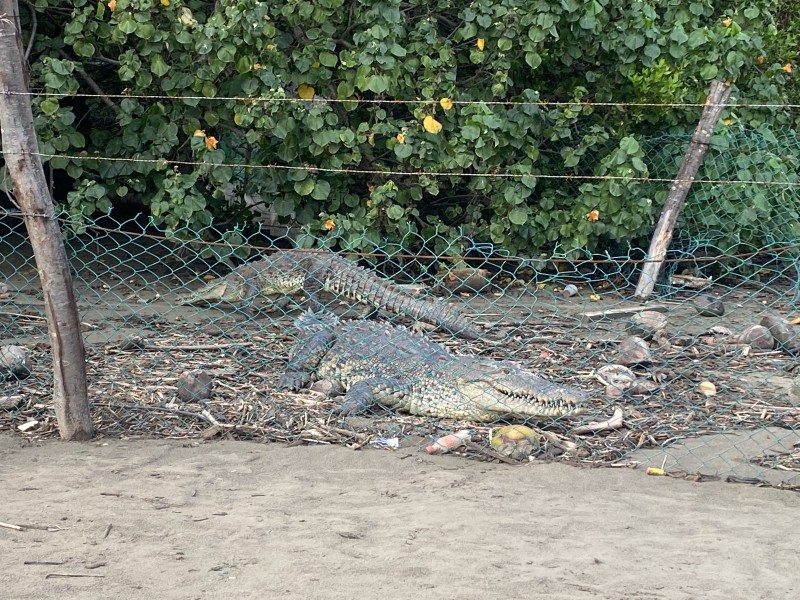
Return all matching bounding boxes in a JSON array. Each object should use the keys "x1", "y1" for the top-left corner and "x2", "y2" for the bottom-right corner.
[
  {"x1": 323, "y1": 255, "x2": 481, "y2": 340},
  {"x1": 295, "y1": 309, "x2": 339, "y2": 332}
]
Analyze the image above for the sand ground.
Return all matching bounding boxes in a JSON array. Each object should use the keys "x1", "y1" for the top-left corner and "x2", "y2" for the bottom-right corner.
[{"x1": 1, "y1": 434, "x2": 798, "y2": 600}]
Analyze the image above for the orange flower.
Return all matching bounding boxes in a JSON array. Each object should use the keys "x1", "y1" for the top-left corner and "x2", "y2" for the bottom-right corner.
[
  {"x1": 756, "y1": 55, "x2": 764, "y2": 64},
  {"x1": 108, "y1": 0, "x2": 116, "y2": 11},
  {"x1": 323, "y1": 219, "x2": 336, "y2": 230},
  {"x1": 784, "y1": 63, "x2": 792, "y2": 74},
  {"x1": 204, "y1": 136, "x2": 218, "y2": 150},
  {"x1": 587, "y1": 209, "x2": 600, "y2": 222}
]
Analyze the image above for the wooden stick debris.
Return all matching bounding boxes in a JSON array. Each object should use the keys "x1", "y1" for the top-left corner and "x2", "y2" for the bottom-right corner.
[{"x1": 572, "y1": 408, "x2": 625, "y2": 434}]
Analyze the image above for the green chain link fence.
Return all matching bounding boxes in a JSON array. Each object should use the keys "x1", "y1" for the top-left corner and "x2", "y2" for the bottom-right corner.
[{"x1": 2, "y1": 125, "x2": 800, "y2": 489}]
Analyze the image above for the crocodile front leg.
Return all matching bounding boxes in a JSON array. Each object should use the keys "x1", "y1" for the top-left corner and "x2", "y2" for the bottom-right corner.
[
  {"x1": 277, "y1": 329, "x2": 337, "y2": 390},
  {"x1": 336, "y1": 377, "x2": 410, "y2": 415}
]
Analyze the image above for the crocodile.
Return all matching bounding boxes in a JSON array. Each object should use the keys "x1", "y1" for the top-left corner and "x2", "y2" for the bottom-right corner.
[
  {"x1": 179, "y1": 248, "x2": 481, "y2": 340},
  {"x1": 277, "y1": 311, "x2": 588, "y2": 422}
]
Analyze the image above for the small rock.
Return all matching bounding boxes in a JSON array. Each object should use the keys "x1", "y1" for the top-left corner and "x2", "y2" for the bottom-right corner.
[
  {"x1": 310, "y1": 379, "x2": 345, "y2": 396},
  {"x1": 616, "y1": 336, "x2": 653, "y2": 365},
  {"x1": 705, "y1": 326, "x2": 734, "y2": 337},
  {"x1": 698, "y1": 381, "x2": 717, "y2": 397},
  {"x1": 628, "y1": 311, "x2": 667, "y2": 339},
  {"x1": 789, "y1": 378, "x2": 800, "y2": 408},
  {"x1": 732, "y1": 325, "x2": 775, "y2": 350},
  {"x1": 436, "y1": 268, "x2": 492, "y2": 294},
  {"x1": 177, "y1": 369, "x2": 213, "y2": 402},
  {"x1": 598, "y1": 364, "x2": 637, "y2": 396},
  {"x1": 0, "y1": 345, "x2": 31, "y2": 380},
  {"x1": 759, "y1": 314, "x2": 797, "y2": 347},
  {"x1": 495, "y1": 440, "x2": 540, "y2": 461},
  {"x1": 118, "y1": 336, "x2": 146, "y2": 350},
  {"x1": 628, "y1": 380, "x2": 659, "y2": 395},
  {"x1": 691, "y1": 294, "x2": 725, "y2": 317}
]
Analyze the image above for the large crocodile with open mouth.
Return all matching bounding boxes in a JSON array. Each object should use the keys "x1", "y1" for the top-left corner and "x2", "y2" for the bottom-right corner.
[{"x1": 277, "y1": 311, "x2": 588, "y2": 422}]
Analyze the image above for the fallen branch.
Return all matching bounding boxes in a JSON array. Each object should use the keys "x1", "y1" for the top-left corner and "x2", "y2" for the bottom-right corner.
[{"x1": 572, "y1": 408, "x2": 625, "y2": 434}]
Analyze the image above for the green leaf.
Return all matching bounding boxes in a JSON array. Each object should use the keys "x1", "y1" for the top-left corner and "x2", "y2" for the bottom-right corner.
[
  {"x1": 394, "y1": 143, "x2": 413, "y2": 159},
  {"x1": 236, "y1": 56, "x2": 252, "y2": 74},
  {"x1": 319, "y1": 52, "x2": 338, "y2": 67},
  {"x1": 150, "y1": 55, "x2": 170, "y2": 77},
  {"x1": 386, "y1": 205, "x2": 405, "y2": 220},
  {"x1": 337, "y1": 81, "x2": 354, "y2": 97},
  {"x1": 619, "y1": 137, "x2": 640, "y2": 155},
  {"x1": 294, "y1": 179, "x2": 315, "y2": 196},
  {"x1": 40, "y1": 98, "x2": 59, "y2": 116},
  {"x1": 273, "y1": 196, "x2": 296, "y2": 217},
  {"x1": 461, "y1": 125, "x2": 481, "y2": 140},
  {"x1": 525, "y1": 52, "x2": 542, "y2": 69},
  {"x1": 699, "y1": 64, "x2": 718, "y2": 80},
  {"x1": 508, "y1": 207, "x2": 528, "y2": 225},
  {"x1": 311, "y1": 180, "x2": 331, "y2": 200},
  {"x1": 217, "y1": 45, "x2": 237, "y2": 63},
  {"x1": 388, "y1": 44, "x2": 407, "y2": 57}
]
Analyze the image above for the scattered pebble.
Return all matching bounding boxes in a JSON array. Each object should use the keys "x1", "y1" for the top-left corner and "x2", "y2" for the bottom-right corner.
[
  {"x1": 597, "y1": 364, "x2": 637, "y2": 396},
  {"x1": 698, "y1": 381, "x2": 717, "y2": 397},
  {"x1": 759, "y1": 314, "x2": 796, "y2": 348},
  {"x1": 627, "y1": 311, "x2": 667, "y2": 339},
  {"x1": 733, "y1": 325, "x2": 774, "y2": 350},
  {"x1": 177, "y1": 369, "x2": 214, "y2": 402},
  {"x1": 616, "y1": 336, "x2": 652, "y2": 366},
  {"x1": 0, "y1": 345, "x2": 31, "y2": 380},
  {"x1": 691, "y1": 294, "x2": 725, "y2": 317}
]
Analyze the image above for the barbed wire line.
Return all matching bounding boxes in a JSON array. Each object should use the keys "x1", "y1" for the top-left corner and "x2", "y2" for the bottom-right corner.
[
  {"x1": 5, "y1": 90, "x2": 800, "y2": 110},
  {"x1": 12, "y1": 151, "x2": 800, "y2": 188}
]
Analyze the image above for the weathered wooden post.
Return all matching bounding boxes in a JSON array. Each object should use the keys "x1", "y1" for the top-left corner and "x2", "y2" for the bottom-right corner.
[
  {"x1": 634, "y1": 80, "x2": 732, "y2": 299},
  {"x1": 0, "y1": 1, "x2": 93, "y2": 440}
]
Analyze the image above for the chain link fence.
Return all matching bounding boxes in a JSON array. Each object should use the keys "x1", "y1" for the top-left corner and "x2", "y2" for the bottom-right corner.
[{"x1": 2, "y1": 125, "x2": 800, "y2": 490}]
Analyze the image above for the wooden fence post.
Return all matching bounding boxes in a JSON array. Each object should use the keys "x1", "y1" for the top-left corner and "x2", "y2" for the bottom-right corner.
[
  {"x1": 0, "y1": 1, "x2": 93, "y2": 440},
  {"x1": 634, "y1": 80, "x2": 732, "y2": 299}
]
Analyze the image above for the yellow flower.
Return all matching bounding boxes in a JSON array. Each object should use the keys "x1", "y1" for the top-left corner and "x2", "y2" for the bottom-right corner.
[
  {"x1": 368, "y1": 183, "x2": 376, "y2": 193},
  {"x1": 252, "y1": 63, "x2": 261, "y2": 71},
  {"x1": 323, "y1": 219, "x2": 336, "y2": 230},
  {"x1": 396, "y1": 132, "x2": 406, "y2": 144},
  {"x1": 297, "y1": 84, "x2": 315, "y2": 100},
  {"x1": 422, "y1": 115, "x2": 442, "y2": 134},
  {"x1": 784, "y1": 63, "x2": 792, "y2": 74},
  {"x1": 204, "y1": 136, "x2": 218, "y2": 150},
  {"x1": 192, "y1": 129, "x2": 205, "y2": 137},
  {"x1": 107, "y1": 0, "x2": 116, "y2": 11},
  {"x1": 439, "y1": 97, "x2": 453, "y2": 110},
  {"x1": 587, "y1": 209, "x2": 600, "y2": 222},
  {"x1": 476, "y1": 38, "x2": 485, "y2": 51},
  {"x1": 722, "y1": 17, "x2": 732, "y2": 27},
  {"x1": 160, "y1": 0, "x2": 170, "y2": 6},
  {"x1": 721, "y1": 118, "x2": 732, "y2": 125}
]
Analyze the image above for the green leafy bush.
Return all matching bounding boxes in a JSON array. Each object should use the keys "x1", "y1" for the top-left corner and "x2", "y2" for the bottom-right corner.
[{"x1": 6, "y1": 0, "x2": 796, "y2": 256}]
